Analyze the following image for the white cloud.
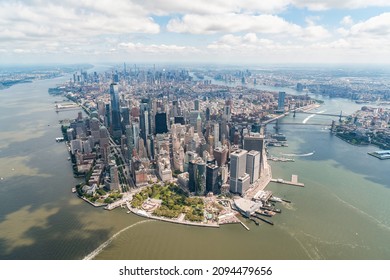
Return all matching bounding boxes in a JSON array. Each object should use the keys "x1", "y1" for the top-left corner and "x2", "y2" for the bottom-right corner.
[
  {"x1": 207, "y1": 33, "x2": 282, "y2": 51},
  {"x1": 0, "y1": 0, "x2": 160, "y2": 43},
  {"x1": 341, "y1": 16, "x2": 354, "y2": 26},
  {"x1": 348, "y1": 12, "x2": 390, "y2": 37},
  {"x1": 136, "y1": 0, "x2": 390, "y2": 14},
  {"x1": 167, "y1": 14, "x2": 302, "y2": 35},
  {"x1": 167, "y1": 13, "x2": 331, "y2": 42},
  {"x1": 135, "y1": 0, "x2": 290, "y2": 15},
  {"x1": 118, "y1": 42, "x2": 199, "y2": 54},
  {"x1": 292, "y1": 0, "x2": 390, "y2": 11}
]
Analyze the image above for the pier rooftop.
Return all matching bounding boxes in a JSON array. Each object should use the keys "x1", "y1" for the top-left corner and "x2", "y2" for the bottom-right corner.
[
  {"x1": 234, "y1": 197, "x2": 262, "y2": 218},
  {"x1": 368, "y1": 150, "x2": 390, "y2": 160}
]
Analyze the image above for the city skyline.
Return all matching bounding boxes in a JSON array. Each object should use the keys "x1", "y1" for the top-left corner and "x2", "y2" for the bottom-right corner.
[{"x1": 1, "y1": 1, "x2": 390, "y2": 65}]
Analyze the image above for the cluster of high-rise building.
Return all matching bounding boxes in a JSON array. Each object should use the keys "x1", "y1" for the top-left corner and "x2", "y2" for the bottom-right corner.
[{"x1": 61, "y1": 65, "x2": 310, "y2": 197}]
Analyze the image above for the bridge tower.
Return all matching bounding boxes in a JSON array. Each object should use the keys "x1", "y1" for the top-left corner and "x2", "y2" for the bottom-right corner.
[
  {"x1": 293, "y1": 110, "x2": 296, "y2": 118},
  {"x1": 331, "y1": 120, "x2": 336, "y2": 132},
  {"x1": 339, "y1": 111, "x2": 342, "y2": 122},
  {"x1": 274, "y1": 119, "x2": 280, "y2": 132}
]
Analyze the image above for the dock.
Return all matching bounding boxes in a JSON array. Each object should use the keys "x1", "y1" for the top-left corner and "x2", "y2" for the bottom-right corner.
[
  {"x1": 252, "y1": 214, "x2": 274, "y2": 226},
  {"x1": 271, "y1": 174, "x2": 304, "y2": 187},
  {"x1": 239, "y1": 221, "x2": 250, "y2": 231}
]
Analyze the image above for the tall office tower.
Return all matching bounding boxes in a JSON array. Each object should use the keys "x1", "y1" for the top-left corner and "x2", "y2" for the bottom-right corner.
[
  {"x1": 97, "y1": 100, "x2": 105, "y2": 117},
  {"x1": 229, "y1": 149, "x2": 248, "y2": 193},
  {"x1": 243, "y1": 133, "x2": 264, "y2": 175},
  {"x1": 90, "y1": 117, "x2": 100, "y2": 145},
  {"x1": 196, "y1": 113, "x2": 202, "y2": 136},
  {"x1": 132, "y1": 122, "x2": 140, "y2": 151},
  {"x1": 207, "y1": 134, "x2": 214, "y2": 151},
  {"x1": 220, "y1": 120, "x2": 228, "y2": 143},
  {"x1": 125, "y1": 125, "x2": 134, "y2": 161},
  {"x1": 67, "y1": 128, "x2": 75, "y2": 141},
  {"x1": 188, "y1": 157, "x2": 206, "y2": 195},
  {"x1": 82, "y1": 140, "x2": 92, "y2": 154},
  {"x1": 220, "y1": 165, "x2": 228, "y2": 184},
  {"x1": 213, "y1": 146, "x2": 228, "y2": 167},
  {"x1": 104, "y1": 103, "x2": 111, "y2": 128},
  {"x1": 121, "y1": 107, "x2": 130, "y2": 128},
  {"x1": 237, "y1": 173, "x2": 250, "y2": 195},
  {"x1": 70, "y1": 139, "x2": 83, "y2": 154},
  {"x1": 151, "y1": 99, "x2": 158, "y2": 134},
  {"x1": 246, "y1": 150, "x2": 260, "y2": 184},
  {"x1": 146, "y1": 134, "x2": 154, "y2": 160},
  {"x1": 109, "y1": 163, "x2": 120, "y2": 191},
  {"x1": 172, "y1": 100, "x2": 179, "y2": 117},
  {"x1": 113, "y1": 73, "x2": 119, "y2": 83},
  {"x1": 205, "y1": 107, "x2": 210, "y2": 121},
  {"x1": 155, "y1": 112, "x2": 168, "y2": 134},
  {"x1": 189, "y1": 110, "x2": 201, "y2": 128},
  {"x1": 99, "y1": 126, "x2": 110, "y2": 165},
  {"x1": 206, "y1": 164, "x2": 220, "y2": 194},
  {"x1": 185, "y1": 151, "x2": 197, "y2": 172},
  {"x1": 229, "y1": 125, "x2": 236, "y2": 143},
  {"x1": 110, "y1": 83, "x2": 122, "y2": 139},
  {"x1": 224, "y1": 99, "x2": 232, "y2": 121},
  {"x1": 194, "y1": 99, "x2": 200, "y2": 111},
  {"x1": 121, "y1": 135, "x2": 127, "y2": 156},
  {"x1": 99, "y1": 126, "x2": 110, "y2": 149},
  {"x1": 278, "y1": 91, "x2": 286, "y2": 112},
  {"x1": 213, "y1": 123, "x2": 219, "y2": 148},
  {"x1": 140, "y1": 100, "x2": 150, "y2": 144}
]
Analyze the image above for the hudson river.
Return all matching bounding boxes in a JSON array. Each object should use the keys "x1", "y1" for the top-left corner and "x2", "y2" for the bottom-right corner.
[{"x1": 0, "y1": 70, "x2": 389, "y2": 259}]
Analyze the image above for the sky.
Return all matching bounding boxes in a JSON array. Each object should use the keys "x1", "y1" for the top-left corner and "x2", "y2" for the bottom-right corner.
[{"x1": 1, "y1": 0, "x2": 390, "y2": 65}]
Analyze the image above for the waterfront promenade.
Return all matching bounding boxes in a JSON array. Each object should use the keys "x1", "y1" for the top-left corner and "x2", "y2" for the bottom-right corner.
[{"x1": 126, "y1": 201, "x2": 220, "y2": 228}]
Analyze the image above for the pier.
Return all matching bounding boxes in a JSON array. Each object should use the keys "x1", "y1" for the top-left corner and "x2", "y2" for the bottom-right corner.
[
  {"x1": 240, "y1": 221, "x2": 250, "y2": 231},
  {"x1": 251, "y1": 214, "x2": 274, "y2": 226},
  {"x1": 271, "y1": 174, "x2": 304, "y2": 187}
]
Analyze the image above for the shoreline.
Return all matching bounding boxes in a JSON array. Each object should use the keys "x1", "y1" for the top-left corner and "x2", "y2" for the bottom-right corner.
[{"x1": 126, "y1": 201, "x2": 220, "y2": 228}]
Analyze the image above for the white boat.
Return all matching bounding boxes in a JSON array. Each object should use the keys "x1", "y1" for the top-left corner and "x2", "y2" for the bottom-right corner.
[{"x1": 269, "y1": 196, "x2": 283, "y2": 203}]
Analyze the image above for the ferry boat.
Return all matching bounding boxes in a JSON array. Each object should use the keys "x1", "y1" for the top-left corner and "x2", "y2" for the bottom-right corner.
[
  {"x1": 71, "y1": 187, "x2": 76, "y2": 193},
  {"x1": 271, "y1": 133, "x2": 287, "y2": 141},
  {"x1": 269, "y1": 196, "x2": 283, "y2": 203}
]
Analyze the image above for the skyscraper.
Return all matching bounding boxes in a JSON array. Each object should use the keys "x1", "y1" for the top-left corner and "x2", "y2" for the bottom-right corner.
[
  {"x1": 196, "y1": 113, "x2": 202, "y2": 136},
  {"x1": 229, "y1": 149, "x2": 248, "y2": 193},
  {"x1": 125, "y1": 124, "x2": 134, "y2": 161},
  {"x1": 140, "y1": 100, "x2": 150, "y2": 144},
  {"x1": 243, "y1": 133, "x2": 264, "y2": 176},
  {"x1": 110, "y1": 83, "x2": 122, "y2": 138},
  {"x1": 206, "y1": 164, "x2": 220, "y2": 194},
  {"x1": 188, "y1": 157, "x2": 206, "y2": 195},
  {"x1": 213, "y1": 146, "x2": 228, "y2": 167},
  {"x1": 246, "y1": 150, "x2": 260, "y2": 184},
  {"x1": 278, "y1": 91, "x2": 286, "y2": 112},
  {"x1": 155, "y1": 112, "x2": 168, "y2": 134},
  {"x1": 194, "y1": 99, "x2": 200, "y2": 111},
  {"x1": 213, "y1": 122, "x2": 219, "y2": 148}
]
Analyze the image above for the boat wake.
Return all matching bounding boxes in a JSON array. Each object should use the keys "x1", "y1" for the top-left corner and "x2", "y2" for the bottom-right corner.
[
  {"x1": 83, "y1": 219, "x2": 155, "y2": 260},
  {"x1": 333, "y1": 194, "x2": 390, "y2": 232},
  {"x1": 302, "y1": 110, "x2": 326, "y2": 124},
  {"x1": 280, "y1": 151, "x2": 315, "y2": 157}
]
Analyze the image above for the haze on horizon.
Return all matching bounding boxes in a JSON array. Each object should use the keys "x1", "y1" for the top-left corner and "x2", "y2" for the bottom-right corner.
[{"x1": 1, "y1": 0, "x2": 390, "y2": 65}]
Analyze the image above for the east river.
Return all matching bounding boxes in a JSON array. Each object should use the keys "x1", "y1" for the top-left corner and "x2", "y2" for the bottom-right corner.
[{"x1": 0, "y1": 69, "x2": 390, "y2": 260}]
